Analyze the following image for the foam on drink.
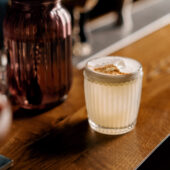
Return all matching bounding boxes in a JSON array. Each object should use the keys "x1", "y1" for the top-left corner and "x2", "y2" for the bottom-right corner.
[{"x1": 87, "y1": 56, "x2": 141, "y2": 75}]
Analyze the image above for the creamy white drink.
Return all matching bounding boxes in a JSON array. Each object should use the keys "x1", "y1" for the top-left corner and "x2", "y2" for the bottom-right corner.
[{"x1": 84, "y1": 56, "x2": 143, "y2": 135}]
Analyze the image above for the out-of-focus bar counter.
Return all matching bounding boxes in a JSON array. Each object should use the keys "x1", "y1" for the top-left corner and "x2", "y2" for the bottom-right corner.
[{"x1": 0, "y1": 25, "x2": 170, "y2": 170}]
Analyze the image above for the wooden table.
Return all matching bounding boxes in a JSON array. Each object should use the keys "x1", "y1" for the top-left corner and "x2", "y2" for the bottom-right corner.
[{"x1": 0, "y1": 25, "x2": 170, "y2": 170}]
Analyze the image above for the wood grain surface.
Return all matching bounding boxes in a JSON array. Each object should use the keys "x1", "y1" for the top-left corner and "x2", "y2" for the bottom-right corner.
[{"x1": 0, "y1": 25, "x2": 170, "y2": 170}]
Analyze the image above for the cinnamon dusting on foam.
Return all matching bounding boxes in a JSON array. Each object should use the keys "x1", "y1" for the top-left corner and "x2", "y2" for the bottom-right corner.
[{"x1": 94, "y1": 64, "x2": 128, "y2": 75}]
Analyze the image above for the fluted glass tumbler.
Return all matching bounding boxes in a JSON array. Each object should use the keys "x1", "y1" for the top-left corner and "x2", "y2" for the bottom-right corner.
[{"x1": 84, "y1": 56, "x2": 143, "y2": 135}]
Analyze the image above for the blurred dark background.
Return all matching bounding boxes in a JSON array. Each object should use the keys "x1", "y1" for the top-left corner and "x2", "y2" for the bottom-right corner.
[
  {"x1": 0, "y1": 0, "x2": 170, "y2": 65},
  {"x1": 0, "y1": 0, "x2": 8, "y2": 49},
  {"x1": 0, "y1": 0, "x2": 139, "y2": 50}
]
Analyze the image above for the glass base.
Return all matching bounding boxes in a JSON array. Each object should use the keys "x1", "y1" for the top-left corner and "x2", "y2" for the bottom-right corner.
[
  {"x1": 88, "y1": 119, "x2": 136, "y2": 135},
  {"x1": 20, "y1": 94, "x2": 68, "y2": 110}
]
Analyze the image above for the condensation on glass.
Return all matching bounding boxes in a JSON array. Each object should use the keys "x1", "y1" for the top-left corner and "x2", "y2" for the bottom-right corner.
[{"x1": 3, "y1": 0, "x2": 72, "y2": 109}]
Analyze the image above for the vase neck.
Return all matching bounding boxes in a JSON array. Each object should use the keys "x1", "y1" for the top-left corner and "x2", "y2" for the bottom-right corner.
[
  {"x1": 12, "y1": 0, "x2": 61, "y2": 6},
  {"x1": 11, "y1": 0, "x2": 61, "y2": 11}
]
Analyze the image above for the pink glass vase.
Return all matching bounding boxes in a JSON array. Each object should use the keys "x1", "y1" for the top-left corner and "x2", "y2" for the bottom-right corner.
[{"x1": 3, "y1": 0, "x2": 72, "y2": 109}]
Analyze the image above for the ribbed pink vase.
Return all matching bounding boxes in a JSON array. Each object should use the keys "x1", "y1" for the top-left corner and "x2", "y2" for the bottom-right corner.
[{"x1": 3, "y1": 0, "x2": 72, "y2": 109}]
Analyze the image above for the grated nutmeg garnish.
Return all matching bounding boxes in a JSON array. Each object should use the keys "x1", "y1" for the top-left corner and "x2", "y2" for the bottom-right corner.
[{"x1": 94, "y1": 64, "x2": 128, "y2": 75}]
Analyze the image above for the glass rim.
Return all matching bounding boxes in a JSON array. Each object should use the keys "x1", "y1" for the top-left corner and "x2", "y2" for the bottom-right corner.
[{"x1": 84, "y1": 56, "x2": 143, "y2": 83}]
